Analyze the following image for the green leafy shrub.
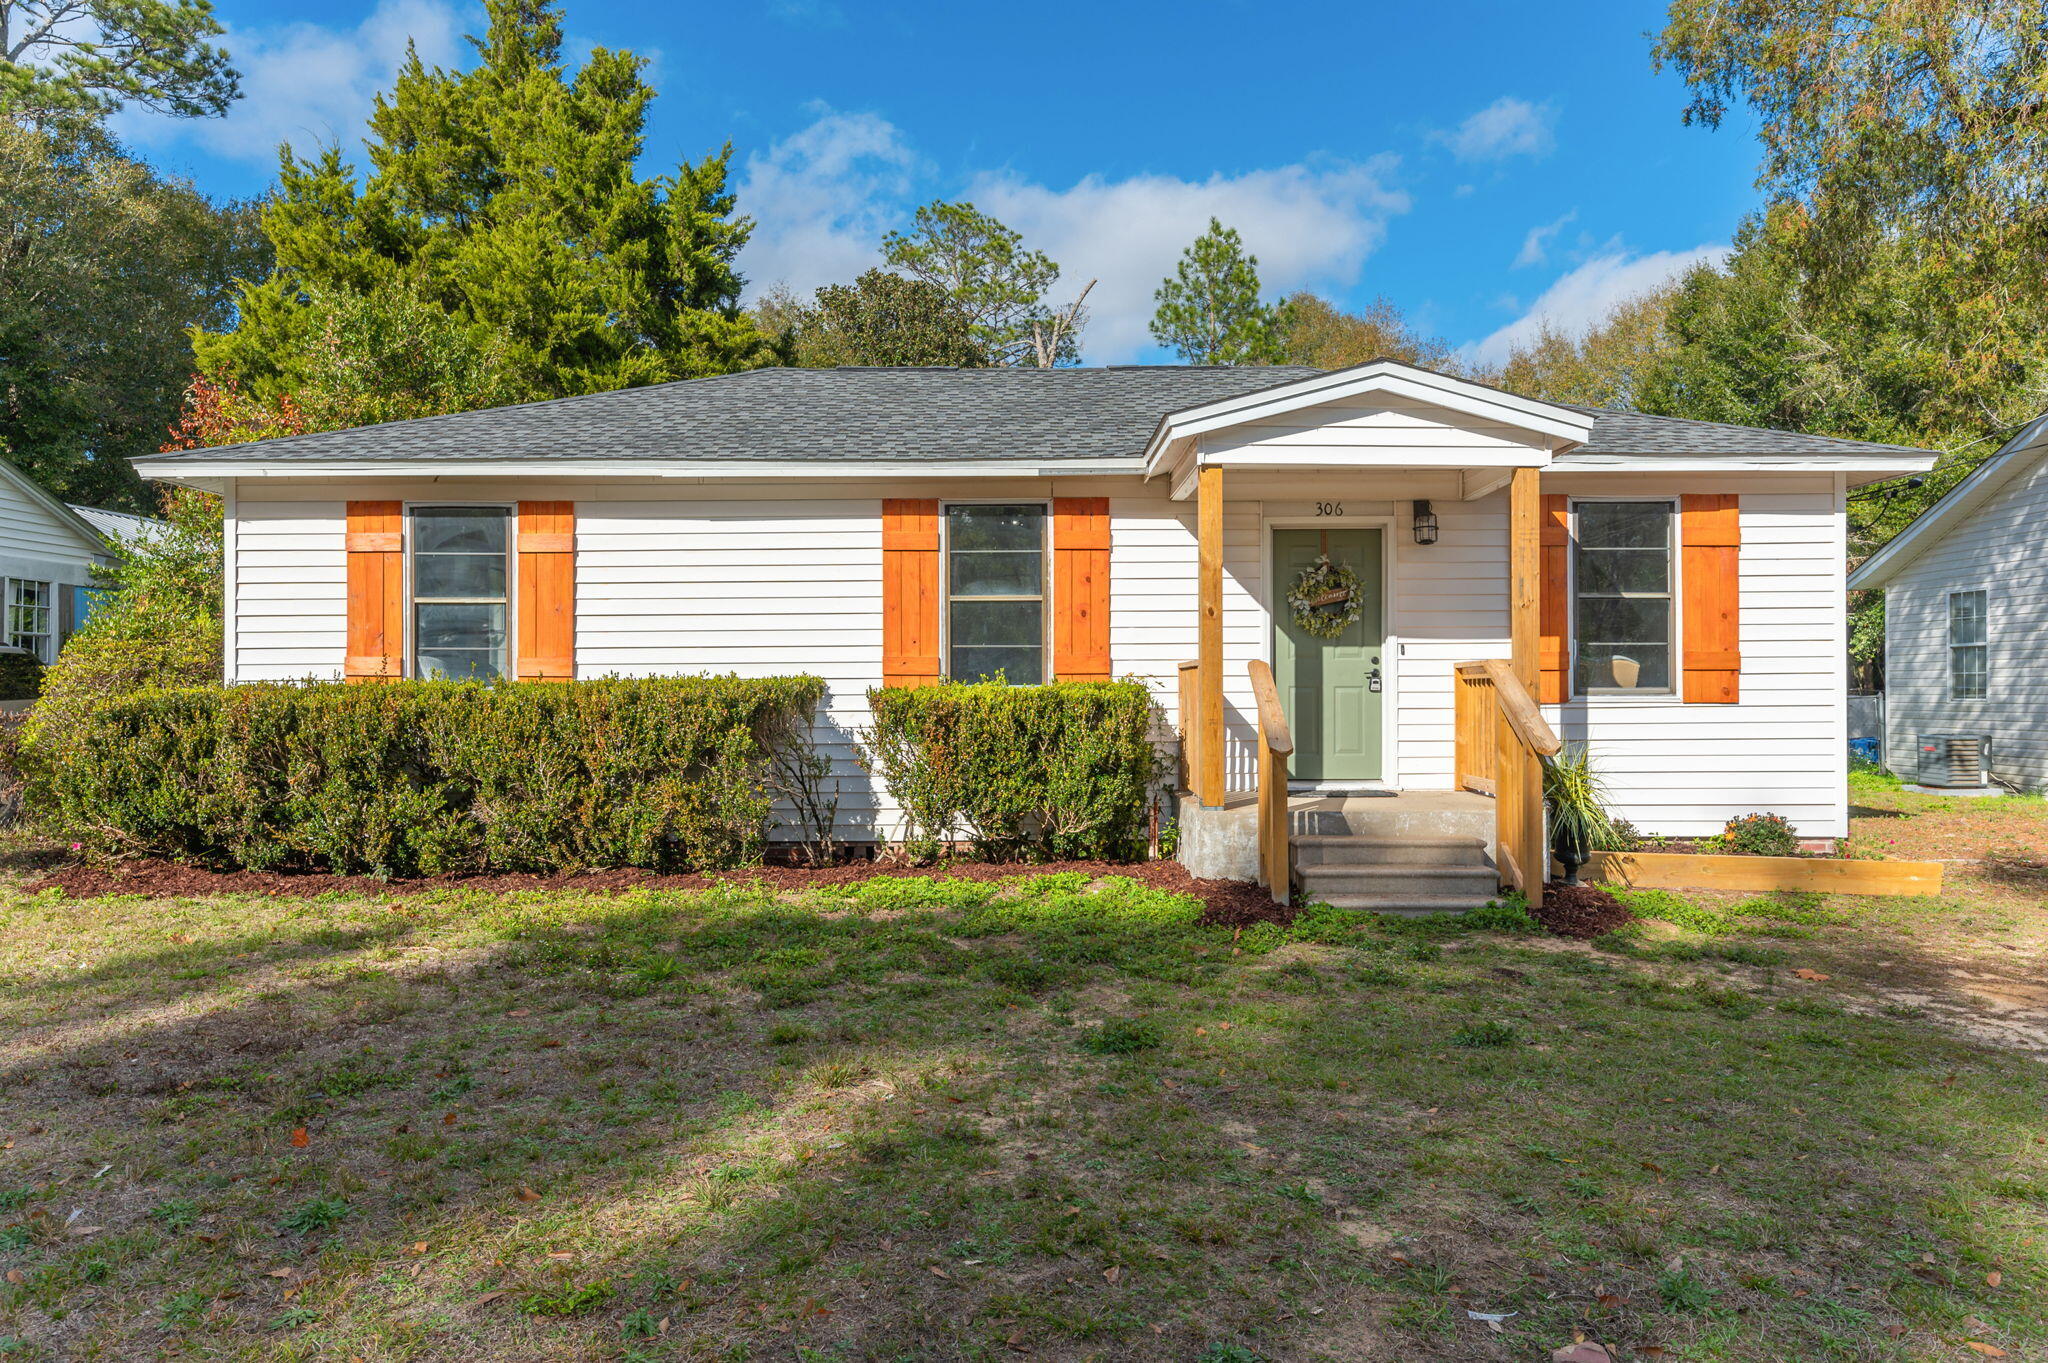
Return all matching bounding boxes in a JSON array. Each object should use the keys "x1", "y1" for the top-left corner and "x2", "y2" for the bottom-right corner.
[
  {"x1": 1592, "y1": 817, "x2": 1654, "y2": 852},
  {"x1": 860, "y1": 678, "x2": 1159, "y2": 861},
  {"x1": 1450, "y1": 1019, "x2": 1517, "y2": 1047},
  {"x1": 1721, "y1": 811, "x2": 1800, "y2": 857},
  {"x1": 22, "y1": 675, "x2": 824, "y2": 875},
  {"x1": 0, "y1": 650, "x2": 43, "y2": 701}
]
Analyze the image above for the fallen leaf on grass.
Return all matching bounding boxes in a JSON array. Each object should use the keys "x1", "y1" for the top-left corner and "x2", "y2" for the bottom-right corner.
[
  {"x1": 474, "y1": 1291, "x2": 506, "y2": 1305},
  {"x1": 506, "y1": 1009, "x2": 530, "y2": 1018},
  {"x1": 1986, "y1": 1271, "x2": 2002, "y2": 1287},
  {"x1": 4, "y1": 1270, "x2": 23, "y2": 1284},
  {"x1": 1551, "y1": 1344, "x2": 1612, "y2": 1363},
  {"x1": 1965, "y1": 1344, "x2": 2007, "y2": 1358},
  {"x1": 516, "y1": 1186, "x2": 541, "y2": 1202},
  {"x1": 928, "y1": 1266, "x2": 949, "y2": 1279},
  {"x1": 546, "y1": 1251, "x2": 574, "y2": 1260},
  {"x1": 265, "y1": 1268, "x2": 293, "y2": 1279},
  {"x1": 289, "y1": 1127, "x2": 310, "y2": 1148},
  {"x1": 1103, "y1": 1266, "x2": 1122, "y2": 1284},
  {"x1": 1792, "y1": 968, "x2": 1831, "y2": 981}
]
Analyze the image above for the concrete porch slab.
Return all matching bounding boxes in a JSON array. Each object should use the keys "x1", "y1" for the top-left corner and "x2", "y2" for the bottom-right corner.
[{"x1": 1176, "y1": 789, "x2": 1495, "y2": 881}]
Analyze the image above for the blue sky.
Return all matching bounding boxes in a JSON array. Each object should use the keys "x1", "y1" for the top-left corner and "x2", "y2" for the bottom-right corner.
[{"x1": 113, "y1": 0, "x2": 1765, "y2": 366}]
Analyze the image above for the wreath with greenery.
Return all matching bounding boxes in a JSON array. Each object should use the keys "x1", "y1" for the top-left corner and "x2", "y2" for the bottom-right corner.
[{"x1": 1286, "y1": 553, "x2": 1364, "y2": 639}]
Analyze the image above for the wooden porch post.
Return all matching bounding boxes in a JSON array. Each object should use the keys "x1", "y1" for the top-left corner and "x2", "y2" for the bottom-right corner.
[
  {"x1": 1197, "y1": 464, "x2": 1226, "y2": 806},
  {"x1": 1509, "y1": 467, "x2": 1541, "y2": 689},
  {"x1": 1507, "y1": 464, "x2": 1547, "y2": 902}
]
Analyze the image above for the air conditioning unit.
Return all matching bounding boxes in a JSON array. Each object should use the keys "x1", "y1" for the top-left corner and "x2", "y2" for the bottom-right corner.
[{"x1": 1918, "y1": 733, "x2": 1991, "y2": 788}]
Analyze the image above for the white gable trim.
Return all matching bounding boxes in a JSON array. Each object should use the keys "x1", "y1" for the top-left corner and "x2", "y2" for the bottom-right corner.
[
  {"x1": 0, "y1": 458, "x2": 114, "y2": 559},
  {"x1": 1140, "y1": 360, "x2": 1598, "y2": 478},
  {"x1": 1847, "y1": 414, "x2": 2048, "y2": 590}
]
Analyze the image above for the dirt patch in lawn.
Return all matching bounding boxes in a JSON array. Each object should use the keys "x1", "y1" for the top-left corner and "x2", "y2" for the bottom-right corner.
[
  {"x1": 1531, "y1": 882, "x2": 1632, "y2": 939},
  {"x1": 24, "y1": 854, "x2": 1283, "y2": 927}
]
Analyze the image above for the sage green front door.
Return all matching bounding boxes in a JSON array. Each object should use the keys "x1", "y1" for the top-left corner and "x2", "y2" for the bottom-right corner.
[{"x1": 1273, "y1": 528, "x2": 1384, "y2": 781}]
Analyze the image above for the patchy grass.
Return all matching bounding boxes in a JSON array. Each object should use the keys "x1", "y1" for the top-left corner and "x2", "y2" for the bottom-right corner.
[{"x1": 0, "y1": 849, "x2": 2042, "y2": 1361}]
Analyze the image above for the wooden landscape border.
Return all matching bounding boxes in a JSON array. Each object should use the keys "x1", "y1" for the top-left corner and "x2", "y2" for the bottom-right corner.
[{"x1": 1587, "y1": 851, "x2": 1944, "y2": 897}]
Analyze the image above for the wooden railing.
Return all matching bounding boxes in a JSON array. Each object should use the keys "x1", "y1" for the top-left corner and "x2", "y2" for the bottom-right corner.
[
  {"x1": 1454, "y1": 660, "x2": 1562, "y2": 907},
  {"x1": 1247, "y1": 659, "x2": 1294, "y2": 904},
  {"x1": 1177, "y1": 660, "x2": 1201, "y2": 793}
]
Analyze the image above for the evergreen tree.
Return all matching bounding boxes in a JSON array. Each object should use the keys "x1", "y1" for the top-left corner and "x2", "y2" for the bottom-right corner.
[
  {"x1": 1149, "y1": 219, "x2": 1283, "y2": 365},
  {"x1": 882, "y1": 201, "x2": 1085, "y2": 365},
  {"x1": 763, "y1": 270, "x2": 987, "y2": 368},
  {"x1": 196, "y1": 0, "x2": 771, "y2": 414},
  {"x1": 1, "y1": 0, "x2": 238, "y2": 140}
]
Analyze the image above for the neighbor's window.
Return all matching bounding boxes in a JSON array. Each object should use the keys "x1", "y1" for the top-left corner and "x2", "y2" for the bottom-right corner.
[
  {"x1": 1948, "y1": 589, "x2": 1987, "y2": 699},
  {"x1": 410, "y1": 506, "x2": 510, "y2": 681},
  {"x1": 6, "y1": 580, "x2": 51, "y2": 662},
  {"x1": 1572, "y1": 500, "x2": 1675, "y2": 695},
  {"x1": 946, "y1": 503, "x2": 1045, "y2": 684}
]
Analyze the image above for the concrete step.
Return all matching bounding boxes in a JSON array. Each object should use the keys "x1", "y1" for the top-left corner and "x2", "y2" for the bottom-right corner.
[
  {"x1": 1291, "y1": 833, "x2": 1491, "y2": 869},
  {"x1": 1297, "y1": 863, "x2": 1501, "y2": 901},
  {"x1": 1290, "y1": 796, "x2": 1493, "y2": 842},
  {"x1": 1311, "y1": 893, "x2": 1503, "y2": 917}
]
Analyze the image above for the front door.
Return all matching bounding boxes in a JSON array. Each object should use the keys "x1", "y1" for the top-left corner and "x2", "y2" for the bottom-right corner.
[{"x1": 1273, "y1": 527, "x2": 1384, "y2": 782}]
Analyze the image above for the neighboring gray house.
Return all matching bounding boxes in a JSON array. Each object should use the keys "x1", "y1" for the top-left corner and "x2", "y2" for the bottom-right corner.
[
  {"x1": 1848, "y1": 412, "x2": 2048, "y2": 791},
  {"x1": 0, "y1": 457, "x2": 129, "y2": 663}
]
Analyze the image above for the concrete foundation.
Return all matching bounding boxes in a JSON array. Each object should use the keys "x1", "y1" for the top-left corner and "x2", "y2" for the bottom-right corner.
[{"x1": 1175, "y1": 792, "x2": 1260, "y2": 881}]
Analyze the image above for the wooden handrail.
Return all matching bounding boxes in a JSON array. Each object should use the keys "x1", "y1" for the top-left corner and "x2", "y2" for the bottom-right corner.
[
  {"x1": 1248, "y1": 659, "x2": 1291, "y2": 904},
  {"x1": 1177, "y1": 660, "x2": 1201, "y2": 792},
  {"x1": 1246, "y1": 659, "x2": 1293, "y2": 756},
  {"x1": 1469, "y1": 659, "x2": 1561, "y2": 757},
  {"x1": 1453, "y1": 659, "x2": 1556, "y2": 909}
]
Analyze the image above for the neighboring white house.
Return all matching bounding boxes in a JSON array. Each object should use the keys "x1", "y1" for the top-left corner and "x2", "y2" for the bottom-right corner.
[
  {"x1": 132, "y1": 361, "x2": 1936, "y2": 848},
  {"x1": 0, "y1": 457, "x2": 126, "y2": 663},
  {"x1": 1847, "y1": 411, "x2": 2048, "y2": 792}
]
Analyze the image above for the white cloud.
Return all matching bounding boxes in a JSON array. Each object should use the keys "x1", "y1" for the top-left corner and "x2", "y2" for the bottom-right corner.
[
  {"x1": 1514, "y1": 209, "x2": 1577, "y2": 268},
  {"x1": 965, "y1": 159, "x2": 1409, "y2": 361},
  {"x1": 1467, "y1": 244, "x2": 1729, "y2": 367},
  {"x1": 113, "y1": 0, "x2": 469, "y2": 165},
  {"x1": 734, "y1": 111, "x2": 1409, "y2": 361},
  {"x1": 733, "y1": 109, "x2": 925, "y2": 298},
  {"x1": 1435, "y1": 96, "x2": 1555, "y2": 163}
]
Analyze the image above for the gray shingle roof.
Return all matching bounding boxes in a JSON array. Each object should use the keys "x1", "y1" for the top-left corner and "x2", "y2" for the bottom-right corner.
[
  {"x1": 1563, "y1": 405, "x2": 1931, "y2": 459},
  {"x1": 138, "y1": 365, "x2": 1326, "y2": 466},
  {"x1": 133, "y1": 364, "x2": 1936, "y2": 468}
]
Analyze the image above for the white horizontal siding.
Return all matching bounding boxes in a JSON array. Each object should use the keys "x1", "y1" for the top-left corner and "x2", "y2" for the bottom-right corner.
[
  {"x1": 0, "y1": 471, "x2": 107, "y2": 588},
  {"x1": 223, "y1": 465, "x2": 1855, "y2": 846},
  {"x1": 1880, "y1": 452, "x2": 2048, "y2": 788}
]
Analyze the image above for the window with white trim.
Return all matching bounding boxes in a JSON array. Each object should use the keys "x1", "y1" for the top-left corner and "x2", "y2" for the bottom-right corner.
[
  {"x1": 6, "y1": 579, "x2": 52, "y2": 662},
  {"x1": 409, "y1": 506, "x2": 510, "y2": 680},
  {"x1": 1948, "y1": 589, "x2": 1987, "y2": 699},
  {"x1": 1572, "y1": 500, "x2": 1676, "y2": 694},
  {"x1": 945, "y1": 503, "x2": 1045, "y2": 684}
]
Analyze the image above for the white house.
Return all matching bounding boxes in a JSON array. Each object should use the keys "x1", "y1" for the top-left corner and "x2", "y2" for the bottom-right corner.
[
  {"x1": 1847, "y1": 411, "x2": 2048, "y2": 792},
  {"x1": 0, "y1": 456, "x2": 125, "y2": 663},
  {"x1": 132, "y1": 362, "x2": 1935, "y2": 902}
]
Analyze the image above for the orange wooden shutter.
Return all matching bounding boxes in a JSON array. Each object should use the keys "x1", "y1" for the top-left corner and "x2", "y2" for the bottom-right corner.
[
  {"x1": 1680, "y1": 493, "x2": 1741, "y2": 703},
  {"x1": 1051, "y1": 496, "x2": 1111, "y2": 681},
  {"x1": 882, "y1": 498, "x2": 941, "y2": 686},
  {"x1": 1537, "y1": 494, "x2": 1570, "y2": 704},
  {"x1": 516, "y1": 501, "x2": 575, "y2": 680},
  {"x1": 344, "y1": 500, "x2": 403, "y2": 682}
]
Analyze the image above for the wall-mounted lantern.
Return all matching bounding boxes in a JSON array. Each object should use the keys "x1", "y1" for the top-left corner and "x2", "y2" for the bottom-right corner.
[{"x1": 1412, "y1": 499, "x2": 1439, "y2": 545}]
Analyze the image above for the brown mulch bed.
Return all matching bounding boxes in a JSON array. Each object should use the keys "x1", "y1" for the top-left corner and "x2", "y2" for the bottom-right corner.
[
  {"x1": 1531, "y1": 881, "x2": 1634, "y2": 940},
  {"x1": 24, "y1": 855, "x2": 1281, "y2": 928}
]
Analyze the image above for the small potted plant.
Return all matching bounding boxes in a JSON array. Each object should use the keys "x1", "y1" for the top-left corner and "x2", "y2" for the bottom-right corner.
[{"x1": 1542, "y1": 743, "x2": 1616, "y2": 886}]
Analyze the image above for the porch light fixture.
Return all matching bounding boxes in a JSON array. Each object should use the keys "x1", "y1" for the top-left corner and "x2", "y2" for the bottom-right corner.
[{"x1": 1411, "y1": 500, "x2": 1439, "y2": 545}]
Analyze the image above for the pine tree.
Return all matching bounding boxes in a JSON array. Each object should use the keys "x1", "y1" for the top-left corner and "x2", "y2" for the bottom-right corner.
[
  {"x1": 195, "y1": 0, "x2": 770, "y2": 412},
  {"x1": 1149, "y1": 219, "x2": 1284, "y2": 366}
]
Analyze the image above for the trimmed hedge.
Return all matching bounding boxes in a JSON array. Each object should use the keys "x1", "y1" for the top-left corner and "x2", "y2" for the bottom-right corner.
[
  {"x1": 861, "y1": 679, "x2": 1159, "y2": 861},
  {"x1": 22, "y1": 676, "x2": 825, "y2": 875},
  {"x1": 0, "y1": 650, "x2": 43, "y2": 702}
]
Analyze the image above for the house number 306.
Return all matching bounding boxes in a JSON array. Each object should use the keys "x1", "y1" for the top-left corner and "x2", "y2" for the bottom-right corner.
[{"x1": 1315, "y1": 501, "x2": 1344, "y2": 516}]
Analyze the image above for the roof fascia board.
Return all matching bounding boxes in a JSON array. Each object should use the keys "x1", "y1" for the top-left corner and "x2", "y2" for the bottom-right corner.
[
  {"x1": 1199, "y1": 446, "x2": 1551, "y2": 472},
  {"x1": 1848, "y1": 416, "x2": 2048, "y2": 589},
  {"x1": 1142, "y1": 362, "x2": 1596, "y2": 473},
  {"x1": 1553, "y1": 454, "x2": 1936, "y2": 478}
]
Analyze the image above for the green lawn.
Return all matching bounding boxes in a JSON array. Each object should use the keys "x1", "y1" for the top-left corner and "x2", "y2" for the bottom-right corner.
[{"x1": 0, "y1": 813, "x2": 2044, "y2": 1360}]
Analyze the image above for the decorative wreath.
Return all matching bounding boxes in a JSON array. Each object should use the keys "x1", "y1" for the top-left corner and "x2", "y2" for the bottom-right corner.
[{"x1": 1286, "y1": 553, "x2": 1364, "y2": 639}]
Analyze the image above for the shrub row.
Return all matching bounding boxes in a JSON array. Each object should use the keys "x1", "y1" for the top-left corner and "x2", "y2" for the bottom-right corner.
[
  {"x1": 861, "y1": 679, "x2": 1160, "y2": 862},
  {"x1": 21, "y1": 676, "x2": 825, "y2": 876}
]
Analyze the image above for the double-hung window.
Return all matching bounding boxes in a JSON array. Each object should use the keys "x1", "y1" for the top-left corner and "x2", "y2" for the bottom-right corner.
[
  {"x1": 1572, "y1": 500, "x2": 1675, "y2": 694},
  {"x1": 6, "y1": 579, "x2": 52, "y2": 662},
  {"x1": 1948, "y1": 589, "x2": 1987, "y2": 699},
  {"x1": 410, "y1": 506, "x2": 510, "y2": 680},
  {"x1": 946, "y1": 503, "x2": 1046, "y2": 684}
]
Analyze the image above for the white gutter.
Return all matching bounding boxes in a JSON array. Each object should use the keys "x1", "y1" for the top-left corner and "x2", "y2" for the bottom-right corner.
[
  {"x1": 133, "y1": 457, "x2": 1150, "y2": 481},
  {"x1": 1848, "y1": 412, "x2": 2048, "y2": 589}
]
